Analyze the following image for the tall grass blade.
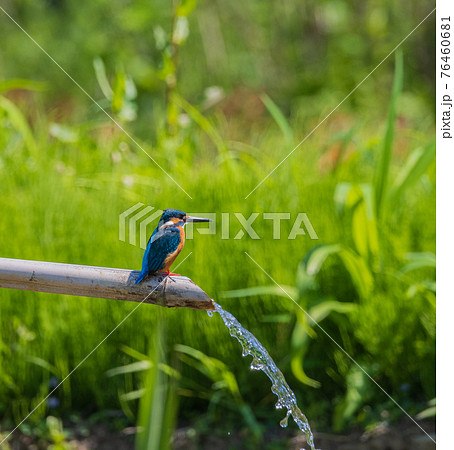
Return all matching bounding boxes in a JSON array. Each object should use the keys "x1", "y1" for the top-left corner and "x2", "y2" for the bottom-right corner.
[
  {"x1": 136, "y1": 321, "x2": 178, "y2": 450},
  {"x1": 260, "y1": 93, "x2": 293, "y2": 146},
  {"x1": 374, "y1": 51, "x2": 403, "y2": 219}
]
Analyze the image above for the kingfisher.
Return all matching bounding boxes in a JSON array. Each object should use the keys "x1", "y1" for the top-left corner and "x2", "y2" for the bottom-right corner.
[{"x1": 135, "y1": 209, "x2": 212, "y2": 284}]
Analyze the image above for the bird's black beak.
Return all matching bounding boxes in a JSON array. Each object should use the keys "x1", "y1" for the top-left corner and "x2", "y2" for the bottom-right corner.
[{"x1": 185, "y1": 215, "x2": 212, "y2": 223}]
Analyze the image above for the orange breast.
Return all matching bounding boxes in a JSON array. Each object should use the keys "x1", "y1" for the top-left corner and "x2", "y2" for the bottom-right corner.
[{"x1": 158, "y1": 225, "x2": 185, "y2": 272}]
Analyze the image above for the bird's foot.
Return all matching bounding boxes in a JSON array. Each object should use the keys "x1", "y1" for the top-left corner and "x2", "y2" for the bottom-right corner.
[{"x1": 161, "y1": 270, "x2": 181, "y2": 284}]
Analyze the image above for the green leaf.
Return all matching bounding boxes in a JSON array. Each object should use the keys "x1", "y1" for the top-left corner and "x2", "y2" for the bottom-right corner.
[
  {"x1": 172, "y1": 17, "x2": 190, "y2": 46},
  {"x1": 159, "y1": 50, "x2": 176, "y2": 81},
  {"x1": 303, "y1": 244, "x2": 342, "y2": 277},
  {"x1": 221, "y1": 284, "x2": 297, "y2": 299},
  {"x1": 176, "y1": 343, "x2": 262, "y2": 437},
  {"x1": 175, "y1": 0, "x2": 198, "y2": 17},
  {"x1": 335, "y1": 182, "x2": 379, "y2": 260},
  {"x1": 352, "y1": 185, "x2": 379, "y2": 260},
  {"x1": 297, "y1": 244, "x2": 341, "y2": 299},
  {"x1": 334, "y1": 182, "x2": 356, "y2": 216},
  {"x1": 121, "y1": 388, "x2": 146, "y2": 402},
  {"x1": 176, "y1": 344, "x2": 240, "y2": 396},
  {"x1": 415, "y1": 405, "x2": 436, "y2": 420},
  {"x1": 120, "y1": 345, "x2": 149, "y2": 361},
  {"x1": 333, "y1": 365, "x2": 372, "y2": 431},
  {"x1": 171, "y1": 92, "x2": 228, "y2": 156},
  {"x1": 310, "y1": 300, "x2": 357, "y2": 320},
  {"x1": 49, "y1": 123, "x2": 79, "y2": 143},
  {"x1": 416, "y1": 398, "x2": 436, "y2": 420},
  {"x1": 337, "y1": 248, "x2": 373, "y2": 298},
  {"x1": 25, "y1": 356, "x2": 58, "y2": 374},
  {"x1": 93, "y1": 57, "x2": 113, "y2": 100},
  {"x1": 106, "y1": 360, "x2": 151, "y2": 377},
  {"x1": 261, "y1": 314, "x2": 292, "y2": 323},
  {"x1": 388, "y1": 139, "x2": 435, "y2": 204},
  {"x1": 112, "y1": 71, "x2": 126, "y2": 113},
  {"x1": 400, "y1": 252, "x2": 436, "y2": 273},
  {"x1": 0, "y1": 79, "x2": 46, "y2": 93},
  {"x1": 300, "y1": 244, "x2": 373, "y2": 299},
  {"x1": 0, "y1": 95, "x2": 37, "y2": 154},
  {"x1": 290, "y1": 300, "x2": 356, "y2": 387},
  {"x1": 290, "y1": 355, "x2": 321, "y2": 388}
]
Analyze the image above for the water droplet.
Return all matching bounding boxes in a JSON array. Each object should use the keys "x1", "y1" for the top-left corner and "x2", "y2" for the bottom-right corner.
[
  {"x1": 207, "y1": 311, "x2": 213, "y2": 317},
  {"x1": 250, "y1": 358, "x2": 263, "y2": 370},
  {"x1": 280, "y1": 411, "x2": 290, "y2": 428},
  {"x1": 250, "y1": 363, "x2": 263, "y2": 370}
]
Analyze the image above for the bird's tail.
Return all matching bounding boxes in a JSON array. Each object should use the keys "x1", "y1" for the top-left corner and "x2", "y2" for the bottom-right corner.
[{"x1": 135, "y1": 271, "x2": 147, "y2": 284}]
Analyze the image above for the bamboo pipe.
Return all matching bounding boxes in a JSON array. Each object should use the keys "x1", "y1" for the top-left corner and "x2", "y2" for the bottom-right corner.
[{"x1": 0, "y1": 258, "x2": 214, "y2": 311}]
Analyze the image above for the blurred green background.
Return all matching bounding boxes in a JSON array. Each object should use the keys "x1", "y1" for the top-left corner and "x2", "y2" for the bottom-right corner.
[{"x1": 0, "y1": 0, "x2": 435, "y2": 448}]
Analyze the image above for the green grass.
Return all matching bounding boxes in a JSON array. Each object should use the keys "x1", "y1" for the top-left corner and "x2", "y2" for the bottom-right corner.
[{"x1": 0, "y1": 60, "x2": 435, "y2": 444}]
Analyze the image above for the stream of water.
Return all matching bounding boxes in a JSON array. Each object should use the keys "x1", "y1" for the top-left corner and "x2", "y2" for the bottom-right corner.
[{"x1": 208, "y1": 301, "x2": 317, "y2": 450}]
